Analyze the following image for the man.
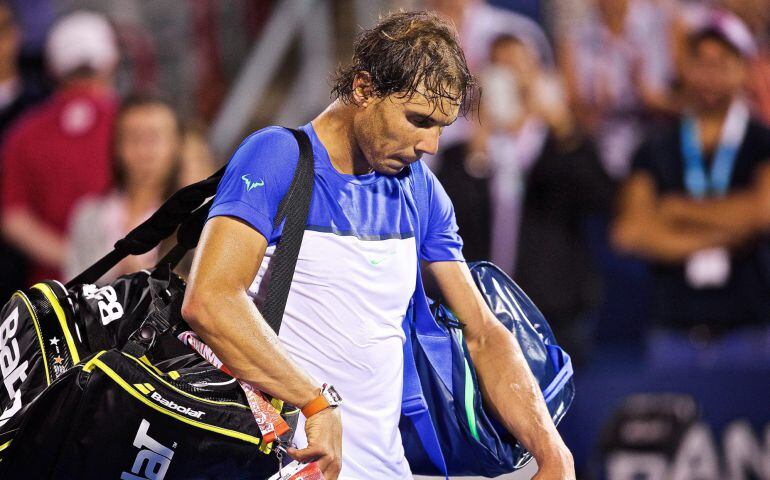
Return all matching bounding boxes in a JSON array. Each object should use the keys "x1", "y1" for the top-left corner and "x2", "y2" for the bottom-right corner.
[
  {"x1": 182, "y1": 11, "x2": 574, "y2": 479},
  {"x1": 0, "y1": 10, "x2": 118, "y2": 284},
  {"x1": 612, "y1": 11, "x2": 770, "y2": 367}
]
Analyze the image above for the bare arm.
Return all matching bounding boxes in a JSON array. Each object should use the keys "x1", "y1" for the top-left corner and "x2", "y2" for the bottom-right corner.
[
  {"x1": 2, "y1": 208, "x2": 68, "y2": 268},
  {"x1": 657, "y1": 163, "x2": 770, "y2": 236},
  {"x1": 422, "y1": 260, "x2": 574, "y2": 480},
  {"x1": 182, "y1": 216, "x2": 341, "y2": 477},
  {"x1": 611, "y1": 173, "x2": 734, "y2": 263}
]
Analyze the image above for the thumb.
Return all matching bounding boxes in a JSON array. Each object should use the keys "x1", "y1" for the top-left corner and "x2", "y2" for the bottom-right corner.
[{"x1": 286, "y1": 444, "x2": 323, "y2": 463}]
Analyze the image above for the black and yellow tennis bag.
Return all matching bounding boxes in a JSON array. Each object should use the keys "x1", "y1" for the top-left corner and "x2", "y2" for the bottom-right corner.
[
  {"x1": 0, "y1": 347, "x2": 279, "y2": 479},
  {"x1": 0, "y1": 266, "x2": 190, "y2": 441}
]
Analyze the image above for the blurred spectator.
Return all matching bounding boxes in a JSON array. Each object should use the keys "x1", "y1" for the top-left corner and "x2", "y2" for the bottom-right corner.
[
  {"x1": 0, "y1": 2, "x2": 47, "y2": 132},
  {"x1": 612, "y1": 11, "x2": 770, "y2": 368},
  {"x1": 559, "y1": 0, "x2": 674, "y2": 178},
  {"x1": 438, "y1": 30, "x2": 614, "y2": 362},
  {"x1": 0, "y1": 10, "x2": 118, "y2": 284},
  {"x1": 421, "y1": 0, "x2": 554, "y2": 158},
  {"x1": 723, "y1": 0, "x2": 770, "y2": 125},
  {"x1": 493, "y1": 33, "x2": 614, "y2": 364},
  {"x1": 168, "y1": 123, "x2": 217, "y2": 277},
  {"x1": 0, "y1": 1, "x2": 48, "y2": 302},
  {"x1": 65, "y1": 94, "x2": 181, "y2": 283},
  {"x1": 479, "y1": 33, "x2": 567, "y2": 274}
]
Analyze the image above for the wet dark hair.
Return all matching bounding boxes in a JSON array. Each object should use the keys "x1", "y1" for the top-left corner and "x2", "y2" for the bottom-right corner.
[
  {"x1": 113, "y1": 93, "x2": 182, "y2": 198},
  {"x1": 331, "y1": 10, "x2": 478, "y2": 116}
]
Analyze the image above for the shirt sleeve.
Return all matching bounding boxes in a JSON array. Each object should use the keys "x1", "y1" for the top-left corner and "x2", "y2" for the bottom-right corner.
[
  {"x1": 421, "y1": 166, "x2": 465, "y2": 262},
  {"x1": 207, "y1": 127, "x2": 299, "y2": 242}
]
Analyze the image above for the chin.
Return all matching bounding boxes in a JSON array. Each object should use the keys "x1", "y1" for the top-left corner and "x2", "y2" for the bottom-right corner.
[{"x1": 385, "y1": 160, "x2": 408, "y2": 175}]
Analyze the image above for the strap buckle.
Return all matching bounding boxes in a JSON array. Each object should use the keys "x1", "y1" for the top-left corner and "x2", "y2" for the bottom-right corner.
[{"x1": 401, "y1": 394, "x2": 428, "y2": 417}]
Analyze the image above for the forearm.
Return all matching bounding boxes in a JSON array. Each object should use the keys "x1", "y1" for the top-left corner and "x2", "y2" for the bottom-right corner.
[
  {"x1": 182, "y1": 290, "x2": 319, "y2": 409},
  {"x1": 2, "y1": 209, "x2": 67, "y2": 267},
  {"x1": 662, "y1": 193, "x2": 761, "y2": 238},
  {"x1": 470, "y1": 320, "x2": 565, "y2": 459},
  {"x1": 612, "y1": 215, "x2": 731, "y2": 263}
]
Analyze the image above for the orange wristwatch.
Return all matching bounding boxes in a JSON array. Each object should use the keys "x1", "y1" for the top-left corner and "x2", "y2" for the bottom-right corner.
[{"x1": 301, "y1": 383, "x2": 342, "y2": 418}]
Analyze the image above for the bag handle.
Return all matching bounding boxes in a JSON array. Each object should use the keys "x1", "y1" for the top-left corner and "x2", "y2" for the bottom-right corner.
[{"x1": 542, "y1": 344, "x2": 573, "y2": 404}]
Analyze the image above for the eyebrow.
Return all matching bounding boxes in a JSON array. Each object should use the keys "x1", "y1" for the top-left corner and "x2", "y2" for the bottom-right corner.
[{"x1": 410, "y1": 111, "x2": 457, "y2": 127}]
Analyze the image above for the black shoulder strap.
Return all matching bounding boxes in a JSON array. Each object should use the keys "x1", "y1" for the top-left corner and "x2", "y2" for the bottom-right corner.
[
  {"x1": 67, "y1": 126, "x2": 314, "y2": 340},
  {"x1": 65, "y1": 166, "x2": 225, "y2": 288},
  {"x1": 260, "y1": 128, "x2": 314, "y2": 334}
]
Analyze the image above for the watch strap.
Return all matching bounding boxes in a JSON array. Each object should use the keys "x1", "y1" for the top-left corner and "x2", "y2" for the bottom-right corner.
[{"x1": 301, "y1": 393, "x2": 331, "y2": 418}]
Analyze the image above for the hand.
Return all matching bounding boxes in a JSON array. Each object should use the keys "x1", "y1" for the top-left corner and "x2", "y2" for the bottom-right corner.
[
  {"x1": 532, "y1": 444, "x2": 576, "y2": 480},
  {"x1": 659, "y1": 195, "x2": 693, "y2": 226},
  {"x1": 286, "y1": 408, "x2": 342, "y2": 479}
]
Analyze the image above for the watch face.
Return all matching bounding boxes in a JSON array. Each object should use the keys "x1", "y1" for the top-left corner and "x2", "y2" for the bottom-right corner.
[{"x1": 322, "y1": 384, "x2": 343, "y2": 407}]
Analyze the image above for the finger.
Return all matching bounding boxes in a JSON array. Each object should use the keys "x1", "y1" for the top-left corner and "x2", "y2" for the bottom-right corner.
[{"x1": 285, "y1": 445, "x2": 324, "y2": 463}]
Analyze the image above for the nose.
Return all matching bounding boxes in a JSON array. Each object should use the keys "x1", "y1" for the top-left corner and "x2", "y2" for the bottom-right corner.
[{"x1": 415, "y1": 127, "x2": 441, "y2": 157}]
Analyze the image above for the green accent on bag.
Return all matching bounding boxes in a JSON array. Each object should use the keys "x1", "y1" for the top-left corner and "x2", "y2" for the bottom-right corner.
[{"x1": 453, "y1": 327, "x2": 479, "y2": 441}]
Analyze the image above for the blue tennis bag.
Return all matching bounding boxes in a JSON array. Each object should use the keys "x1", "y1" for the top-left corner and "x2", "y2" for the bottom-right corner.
[{"x1": 399, "y1": 260, "x2": 575, "y2": 477}]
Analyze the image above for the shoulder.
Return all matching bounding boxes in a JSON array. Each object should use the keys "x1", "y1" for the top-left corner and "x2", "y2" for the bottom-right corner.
[
  {"x1": 635, "y1": 120, "x2": 679, "y2": 159},
  {"x1": 745, "y1": 118, "x2": 770, "y2": 150},
  {"x1": 69, "y1": 192, "x2": 116, "y2": 229},
  {"x1": 2, "y1": 101, "x2": 52, "y2": 147},
  {"x1": 226, "y1": 126, "x2": 300, "y2": 178},
  {"x1": 742, "y1": 118, "x2": 770, "y2": 169}
]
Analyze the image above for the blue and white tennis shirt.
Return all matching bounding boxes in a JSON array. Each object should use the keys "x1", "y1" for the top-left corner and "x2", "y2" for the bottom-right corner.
[{"x1": 208, "y1": 123, "x2": 463, "y2": 479}]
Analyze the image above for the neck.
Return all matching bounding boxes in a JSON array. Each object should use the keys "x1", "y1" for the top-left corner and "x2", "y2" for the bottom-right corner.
[
  {"x1": 694, "y1": 102, "x2": 732, "y2": 152},
  {"x1": 62, "y1": 76, "x2": 112, "y2": 95},
  {"x1": 601, "y1": 9, "x2": 627, "y2": 36},
  {"x1": 125, "y1": 183, "x2": 162, "y2": 213},
  {"x1": 312, "y1": 101, "x2": 372, "y2": 175},
  {"x1": 0, "y1": 61, "x2": 17, "y2": 84}
]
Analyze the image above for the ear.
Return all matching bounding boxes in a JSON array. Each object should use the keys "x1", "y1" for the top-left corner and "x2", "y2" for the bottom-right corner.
[{"x1": 351, "y1": 72, "x2": 374, "y2": 107}]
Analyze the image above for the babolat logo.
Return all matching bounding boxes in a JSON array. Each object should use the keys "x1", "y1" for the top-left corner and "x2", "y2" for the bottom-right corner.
[
  {"x1": 135, "y1": 383, "x2": 205, "y2": 419},
  {"x1": 0, "y1": 307, "x2": 29, "y2": 429},
  {"x1": 121, "y1": 419, "x2": 175, "y2": 480}
]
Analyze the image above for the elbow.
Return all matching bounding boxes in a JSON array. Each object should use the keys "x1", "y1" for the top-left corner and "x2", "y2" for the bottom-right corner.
[{"x1": 181, "y1": 288, "x2": 212, "y2": 334}]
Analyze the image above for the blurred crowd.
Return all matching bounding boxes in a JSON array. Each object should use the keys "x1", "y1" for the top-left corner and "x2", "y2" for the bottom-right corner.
[
  {"x1": 0, "y1": 0, "x2": 769, "y2": 372},
  {"x1": 423, "y1": 0, "x2": 770, "y2": 369},
  {"x1": 0, "y1": 4, "x2": 217, "y2": 302}
]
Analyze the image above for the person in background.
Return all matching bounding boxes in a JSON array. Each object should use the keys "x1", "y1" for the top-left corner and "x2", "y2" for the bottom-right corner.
[
  {"x1": 0, "y1": 1, "x2": 48, "y2": 301},
  {"x1": 0, "y1": 2, "x2": 46, "y2": 133},
  {"x1": 481, "y1": 33, "x2": 570, "y2": 275},
  {"x1": 495, "y1": 34, "x2": 615, "y2": 366},
  {"x1": 65, "y1": 94, "x2": 181, "y2": 283},
  {"x1": 420, "y1": 0, "x2": 554, "y2": 164},
  {"x1": 723, "y1": 0, "x2": 770, "y2": 125},
  {"x1": 559, "y1": 0, "x2": 674, "y2": 179},
  {"x1": 0, "y1": 10, "x2": 119, "y2": 283},
  {"x1": 435, "y1": 31, "x2": 561, "y2": 266},
  {"x1": 612, "y1": 11, "x2": 770, "y2": 368}
]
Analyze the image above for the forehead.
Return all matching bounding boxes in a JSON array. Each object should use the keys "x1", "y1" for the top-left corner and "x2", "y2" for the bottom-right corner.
[
  {"x1": 691, "y1": 36, "x2": 742, "y2": 60},
  {"x1": 390, "y1": 89, "x2": 461, "y2": 123}
]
